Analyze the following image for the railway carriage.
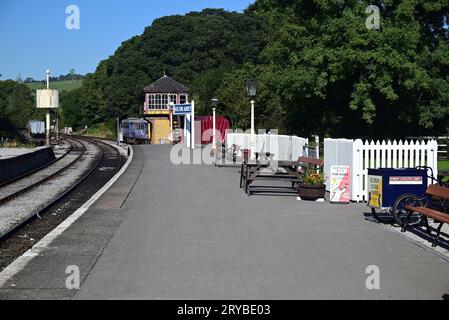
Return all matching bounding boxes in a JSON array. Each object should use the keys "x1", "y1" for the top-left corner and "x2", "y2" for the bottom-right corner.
[{"x1": 120, "y1": 118, "x2": 150, "y2": 144}]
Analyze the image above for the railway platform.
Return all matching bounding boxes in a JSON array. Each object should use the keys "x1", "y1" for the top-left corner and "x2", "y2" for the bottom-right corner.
[
  {"x1": 0, "y1": 147, "x2": 48, "y2": 160},
  {"x1": 0, "y1": 145, "x2": 448, "y2": 299}
]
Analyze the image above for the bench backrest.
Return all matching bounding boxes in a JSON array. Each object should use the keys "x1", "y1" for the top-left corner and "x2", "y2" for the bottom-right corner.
[
  {"x1": 297, "y1": 156, "x2": 324, "y2": 167},
  {"x1": 426, "y1": 185, "x2": 449, "y2": 200}
]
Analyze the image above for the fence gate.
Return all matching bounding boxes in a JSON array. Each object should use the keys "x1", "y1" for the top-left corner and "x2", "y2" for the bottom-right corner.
[{"x1": 324, "y1": 139, "x2": 438, "y2": 202}]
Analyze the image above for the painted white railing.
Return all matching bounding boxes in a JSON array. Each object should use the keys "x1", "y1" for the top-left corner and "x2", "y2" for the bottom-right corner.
[
  {"x1": 324, "y1": 139, "x2": 439, "y2": 202},
  {"x1": 226, "y1": 133, "x2": 309, "y2": 161}
]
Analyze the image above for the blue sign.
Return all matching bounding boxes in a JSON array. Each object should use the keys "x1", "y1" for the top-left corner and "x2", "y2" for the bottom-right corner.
[{"x1": 173, "y1": 104, "x2": 192, "y2": 115}]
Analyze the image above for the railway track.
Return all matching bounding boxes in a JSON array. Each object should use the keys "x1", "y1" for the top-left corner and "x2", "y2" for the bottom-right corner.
[{"x1": 0, "y1": 136, "x2": 124, "y2": 259}]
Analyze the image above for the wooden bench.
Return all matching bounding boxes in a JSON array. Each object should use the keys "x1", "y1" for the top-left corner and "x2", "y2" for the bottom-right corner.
[
  {"x1": 292, "y1": 156, "x2": 324, "y2": 187},
  {"x1": 297, "y1": 156, "x2": 324, "y2": 173},
  {"x1": 239, "y1": 156, "x2": 324, "y2": 195},
  {"x1": 240, "y1": 161, "x2": 300, "y2": 193},
  {"x1": 404, "y1": 184, "x2": 449, "y2": 247}
]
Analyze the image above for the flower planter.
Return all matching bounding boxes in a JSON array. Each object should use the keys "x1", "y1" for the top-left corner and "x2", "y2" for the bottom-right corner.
[{"x1": 298, "y1": 184, "x2": 326, "y2": 201}]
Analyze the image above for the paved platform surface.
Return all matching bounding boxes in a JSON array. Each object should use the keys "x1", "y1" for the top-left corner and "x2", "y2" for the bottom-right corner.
[{"x1": 1, "y1": 145, "x2": 449, "y2": 299}]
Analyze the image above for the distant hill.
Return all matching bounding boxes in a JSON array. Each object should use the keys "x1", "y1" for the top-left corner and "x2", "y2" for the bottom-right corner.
[{"x1": 25, "y1": 79, "x2": 83, "y2": 93}]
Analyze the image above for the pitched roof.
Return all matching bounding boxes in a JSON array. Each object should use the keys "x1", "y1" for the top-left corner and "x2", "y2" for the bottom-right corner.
[{"x1": 143, "y1": 75, "x2": 189, "y2": 93}]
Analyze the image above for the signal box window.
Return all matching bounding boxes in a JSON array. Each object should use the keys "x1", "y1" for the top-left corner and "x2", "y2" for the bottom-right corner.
[{"x1": 180, "y1": 95, "x2": 187, "y2": 104}]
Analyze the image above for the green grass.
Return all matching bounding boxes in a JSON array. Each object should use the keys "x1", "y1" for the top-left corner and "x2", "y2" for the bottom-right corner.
[
  {"x1": 437, "y1": 160, "x2": 449, "y2": 183},
  {"x1": 26, "y1": 79, "x2": 83, "y2": 93},
  {"x1": 85, "y1": 121, "x2": 117, "y2": 140},
  {"x1": 438, "y1": 160, "x2": 449, "y2": 172}
]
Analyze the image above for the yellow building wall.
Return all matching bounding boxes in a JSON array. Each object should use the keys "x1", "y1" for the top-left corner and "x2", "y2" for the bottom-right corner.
[{"x1": 152, "y1": 118, "x2": 171, "y2": 144}]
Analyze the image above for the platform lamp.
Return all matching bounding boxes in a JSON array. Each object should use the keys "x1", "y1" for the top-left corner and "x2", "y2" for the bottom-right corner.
[
  {"x1": 169, "y1": 101, "x2": 175, "y2": 144},
  {"x1": 211, "y1": 97, "x2": 219, "y2": 154},
  {"x1": 246, "y1": 78, "x2": 257, "y2": 160}
]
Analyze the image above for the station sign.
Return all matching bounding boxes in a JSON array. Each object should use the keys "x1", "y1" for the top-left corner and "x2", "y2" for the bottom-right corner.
[{"x1": 173, "y1": 104, "x2": 192, "y2": 115}]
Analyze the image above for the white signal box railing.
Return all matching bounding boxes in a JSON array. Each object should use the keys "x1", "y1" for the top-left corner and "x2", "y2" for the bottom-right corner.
[
  {"x1": 226, "y1": 133, "x2": 309, "y2": 161},
  {"x1": 324, "y1": 139, "x2": 439, "y2": 202}
]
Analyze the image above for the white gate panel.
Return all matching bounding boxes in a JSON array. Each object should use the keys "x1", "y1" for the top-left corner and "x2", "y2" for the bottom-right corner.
[{"x1": 326, "y1": 138, "x2": 439, "y2": 202}]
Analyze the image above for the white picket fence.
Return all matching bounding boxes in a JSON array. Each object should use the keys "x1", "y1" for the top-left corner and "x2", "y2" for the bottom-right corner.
[
  {"x1": 226, "y1": 133, "x2": 309, "y2": 161},
  {"x1": 324, "y1": 139, "x2": 439, "y2": 202}
]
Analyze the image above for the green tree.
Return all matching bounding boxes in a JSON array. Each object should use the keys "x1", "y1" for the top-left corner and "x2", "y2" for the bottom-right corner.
[
  {"x1": 60, "y1": 88, "x2": 83, "y2": 129},
  {"x1": 70, "y1": 2, "x2": 449, "y2": 139},
  {"x1": 0, "y1": 80, "x2": 37, "y2": 129},
  {"x1": 247, "y1": 0, "x2": 449, "y2": 138},
  {"x1": 79, "y1": 9, "x2": 265, "y2": 125},
  {"x1": 217, "y1": 64, "x2": 285, "y2": 131}
]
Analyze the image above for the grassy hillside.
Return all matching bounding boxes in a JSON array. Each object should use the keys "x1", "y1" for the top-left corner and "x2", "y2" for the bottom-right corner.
[
  {"x1": 26, "y1": 79, "x2": 83, "y2": 93},
  {"x1": 85, "y1": 120, "x2": 117, "y2": 140}
]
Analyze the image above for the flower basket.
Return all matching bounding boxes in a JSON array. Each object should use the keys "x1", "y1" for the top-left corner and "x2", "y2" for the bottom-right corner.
[
  {"x1": 298, "y1": 183, "x2": 326, "y2": 201},
  {"x1": 298, "y1": 171, "x2": 325, "y2": 200}
]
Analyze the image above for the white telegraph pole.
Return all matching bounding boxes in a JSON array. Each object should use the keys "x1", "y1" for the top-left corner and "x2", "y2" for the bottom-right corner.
[
  {"x1": 45, "y1": 70, "x2": 51, "y2": 146},
  {"x1": 191, "y1": 100, "x2": 195, "y2": 150}
]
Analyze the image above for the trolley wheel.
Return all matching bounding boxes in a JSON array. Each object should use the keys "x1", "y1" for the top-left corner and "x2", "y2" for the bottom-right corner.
[
  {"x1": 391, "y1": 193, "x2": 422, "y2": 227},
  {"x1": 371, "y1": 208, "x2": 380, "y2": 221}
]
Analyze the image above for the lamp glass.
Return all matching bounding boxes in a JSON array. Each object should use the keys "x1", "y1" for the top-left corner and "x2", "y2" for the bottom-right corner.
[
  {"x1": 211, "y1": 98, "x2": 219, "y2": 107},
  {"x1": 246, "y1": 78, "x2": 257, "y2": 98}
]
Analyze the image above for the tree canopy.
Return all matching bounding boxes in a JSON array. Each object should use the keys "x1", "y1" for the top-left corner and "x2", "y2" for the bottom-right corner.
[
  {"x1": 64, "y1": 2, "x2": 449, "y2": 138},
  {"x1": 0, "y1": 80, "x2": 41, "y2": 135},
  {"x1": 241, "y1": 0, "x2": 449, "y2": 137},
  {"x1": 71, "y1": 9, "x2": 264, "y2": 129}
]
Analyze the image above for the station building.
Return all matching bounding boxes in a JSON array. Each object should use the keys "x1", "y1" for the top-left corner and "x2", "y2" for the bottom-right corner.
[{"x1": 143, "y1": 75, "x2": 189, "y2": 144}]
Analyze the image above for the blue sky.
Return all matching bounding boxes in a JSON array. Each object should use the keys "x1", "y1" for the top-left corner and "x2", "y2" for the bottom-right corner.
[{"x1": 0, "y1": 0, "x2": 254, "y2": 80}]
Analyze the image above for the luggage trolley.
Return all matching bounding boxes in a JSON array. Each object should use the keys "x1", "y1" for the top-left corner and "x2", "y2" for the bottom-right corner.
[{"x1": 367, "y1": 167, "x2": 433, "y2": 225}]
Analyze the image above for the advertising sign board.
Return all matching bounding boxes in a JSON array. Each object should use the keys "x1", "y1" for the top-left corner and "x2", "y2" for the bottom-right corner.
[{"x1": 330, "y1": 165, "x2": 351, "y2": 203}]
